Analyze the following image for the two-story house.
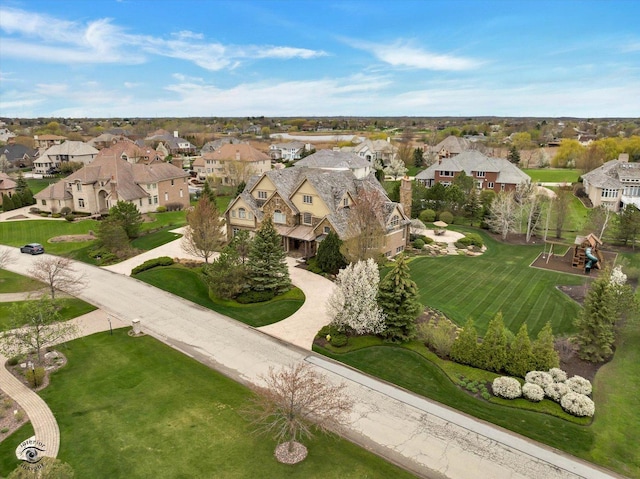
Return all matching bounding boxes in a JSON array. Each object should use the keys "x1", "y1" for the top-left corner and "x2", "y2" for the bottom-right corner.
[
  {"x1": 201, "y1": 143, "x2": 271, "y2": 186},
  {"x1": 225, "y1": 164, "x2": 409, "y2": 259},
  {"x1": 269, "y1": 142, "x2": 313, "y2": 161},
  {"x1": 34, "y1": 155, "x2": 189, "y2": 215},
  {"x1": 33, "y1": 134, "x2": 67, "y2": 150},
  {"x1": 415, "y1": 150, "x2": 530, "y2": 192},
  {"x1": 581, "y1": 154, "x2": 640, "y2": 212},
  {"x1": 343, "y1": 139, "x2": 397, "y2": 166},
  {"x1": 97, "y1": 141, "x2": 162, "y2": 165},
  {"x1": 33, "y1": 141, "x2": 99, "y2": 174}
]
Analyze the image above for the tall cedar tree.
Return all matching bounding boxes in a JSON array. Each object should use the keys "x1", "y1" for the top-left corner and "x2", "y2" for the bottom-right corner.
[
  {"x1": 248, "y1": 217, "x2": 291, "y2": 294},
  {"x1": 478, "y1": 312, "x2": 508, "y2": 372},
  {"x1": 574, "y1": 272, "x2": 617, "y2": 362},
  {"x1": 377, "y1": 255, "x2": 422, "y2": 343},
  {"x1": 183, "y1": 195, "x2": 226, "y2": 263},
  {"x1": 316, "y1": 231, "x2": 346, "y2": 274},
  {"x1": 531, "y1": 321, "x2": 559, "y2": 369},
  {"x1": 201, "y1": 245, "x2": 247, "y2": 299},
  {"x1": 201, "y1": 180, "x2": 217, "y2": 207},
  {"x1": 450, "y1": 318, "x2": 479, "y2": 366},
  {"x1": 505, "y1": 323, "x2": 534, "y2": 377},
  {"x1": 109, "y1": 201, "x2": 143, "y2": 239}
]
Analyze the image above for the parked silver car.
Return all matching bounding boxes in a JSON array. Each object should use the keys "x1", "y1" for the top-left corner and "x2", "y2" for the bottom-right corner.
[{"x1": 20, "y1": 243, "x2": 45, "y2": 255}]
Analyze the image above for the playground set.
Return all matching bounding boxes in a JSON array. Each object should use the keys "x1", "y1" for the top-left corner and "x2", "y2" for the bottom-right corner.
[{"x1": 536, "y1": 233, "x2": 609, "y2": 275}]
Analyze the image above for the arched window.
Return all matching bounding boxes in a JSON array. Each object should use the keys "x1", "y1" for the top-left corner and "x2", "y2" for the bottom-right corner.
[
  {"x1": 238, "y1": 208, "x2": 246, "y2": 219},
  {"x1": 274, "y1": 209, "x2": 286, "y2": 224}
]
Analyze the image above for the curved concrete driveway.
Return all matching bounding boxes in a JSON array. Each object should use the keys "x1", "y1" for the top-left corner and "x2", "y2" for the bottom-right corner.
[{"x1": 0, "y1": 244, "x2": 621, "y2": 479}]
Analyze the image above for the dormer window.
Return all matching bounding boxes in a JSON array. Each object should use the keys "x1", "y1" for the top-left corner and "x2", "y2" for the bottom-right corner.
[
  {"x1": 303, "y1": 194, "x2": 313, "y2": 204},
  {"x1": 343, "y1": 197, "x2": 349, "y2": 207},
  {"x1": 258, "y1": 190, "x2": 267, "y2": 200},
  {"x1": 390, "y1": 215, "x2": 399, "y2": 227}
]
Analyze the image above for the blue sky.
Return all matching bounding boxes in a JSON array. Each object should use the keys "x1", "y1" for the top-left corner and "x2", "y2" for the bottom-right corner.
[{"x1": 1, "y1": 0, "x2": 639, "y2": 118}]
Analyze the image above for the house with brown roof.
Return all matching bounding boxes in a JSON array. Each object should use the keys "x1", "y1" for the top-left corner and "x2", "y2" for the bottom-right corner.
[
  {"x1": 34, "y1": 155, "x2": 189, "y2": 214},
  {"x1": 33, "y1": 134, "x2": 67, "y2": 150},
  {"x1": 33, "y1": 141, "x2": 99, "y2": 174},
  {"x1": 202, "y1": 143, "x2": 271, "y2": 185},
  {"x1": 581, "y1": 154, "x2": 640, "y2": 212},
  {"x1": 96, "y1": 141, "x2": 162, "y2": 165},
  {"x1": 225, "y1": 164, "x2": 409, "y2": 259},
  {"x1": 0, "y1": 173, "x2": 17, "y2": 206}
]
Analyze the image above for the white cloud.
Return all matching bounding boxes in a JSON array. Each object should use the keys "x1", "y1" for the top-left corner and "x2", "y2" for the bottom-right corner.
[
  {"x1": 348, "y1": 39, "x2": 481, "y2": 71},
  {"x1": 252, "y1": 46, "x2": 328, "y2": 59}
]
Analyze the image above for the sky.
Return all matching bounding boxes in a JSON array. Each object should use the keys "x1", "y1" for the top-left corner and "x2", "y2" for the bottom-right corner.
[{"x1": 0, "y1": 0, "x2": 639, "y2": 119}]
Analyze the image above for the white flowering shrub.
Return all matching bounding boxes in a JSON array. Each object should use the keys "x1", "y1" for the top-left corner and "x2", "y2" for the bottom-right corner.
[
  {"x1": 561, "y1": 392, "x2": 595, "y2": 417},
  {"x1": 492, "y1": 377, "x2": 522, "y2": 399},
  {"x1": 524, "y1": 371, "x2": 553, "y2": 388},
  {"x1": 544, "y1": 382, "x2": 570, "y2": 402},
  {"x1": 548, "y1": 367, "x2": 567, "y2": 383},
  {"x1": 522, "y1": 383, "x2": 545, "y2": 402},
  {"x1": 566, "y1": 375, "x2": 592, "y2": 396},
  {"x1": 610, "y1": 265, "x2": 627, "y2": 288}
]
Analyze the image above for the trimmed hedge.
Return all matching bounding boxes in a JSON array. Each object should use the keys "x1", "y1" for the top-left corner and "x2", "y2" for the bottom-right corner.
[{"x1": 131, "y1": 256, "x2": 175, "y2": 275}]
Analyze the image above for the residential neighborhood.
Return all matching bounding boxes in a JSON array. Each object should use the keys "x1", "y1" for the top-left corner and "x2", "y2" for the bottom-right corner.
[{"x1": 0, "y1": 1, "x2": 639, "y2": 478}]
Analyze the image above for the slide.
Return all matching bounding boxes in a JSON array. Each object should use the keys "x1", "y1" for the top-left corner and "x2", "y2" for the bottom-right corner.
[{"x1": 585, "y1": 247, "x2": 599, "y2": 273}]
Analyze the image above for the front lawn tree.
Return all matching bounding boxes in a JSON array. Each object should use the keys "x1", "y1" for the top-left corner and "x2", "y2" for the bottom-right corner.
[
  {"x1": 29, "y1": 256, "x2": 87, "y2": 300},
  {"x1": 182, "y1": 195, "x2": 226, "y2": 264},
  {"x1": 0, "y1": 296, "x2": 79, "y2": 364},
  {"x1": 315, "y1": 231, "x2": 346, "y2": 275},
  {"x1": 201, "y1": 245, "x2": 247, "y2": 300},
  {"x1": 377, "y1": 254, "x2": 422, "y2": 343},
  {"x1": 96, "y1": 217, "x2": 131, "y2": 257},
  {"x1": 486, "y1": 191, "x2": 518, "y2": 240},
  {"x1": 341, "y1": 188, "x2": 386, "y2": 264},
  {"x1": 327, "y1": 258, "x2": 386, "y2": 335},
  {"x1": 248, "y1": 217, "x2": 291, "y2": 294},
  {"x1": 109, "y1": 201, "x2": 143, "y2": 239},
  {"x1": 247, "y1": 362, "x2": 353, "y2": 464}
]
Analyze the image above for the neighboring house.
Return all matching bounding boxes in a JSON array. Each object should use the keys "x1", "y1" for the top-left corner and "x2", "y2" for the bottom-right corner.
[
  {"x1": 269, "y1": 141, "x2": 313, "y2": 161},
  {"x1": 581, "y1": 154, "x2": 640, "y2": 212},
  {"x1": 0, "y1": 128, "x2": 16, "y2": 143},
  {"x1": 34, "y1": 154, "x2": 189, "y2": 215},
  {"x1": 0, "y1": 173, "x2": 17, "y2": 205},
  {"x1": 428, "y1": 135, "x2": 472, "y2": 160},
  {"x1": 201, "y1": 138, "x2": 245, "y2": 154},
  {"x1": 294, "y1": 149, "x2": 372, "y2": 179},
  {"x1": 33, "y1": 141, "x2": 99, "y2": 174},
  {"x1": 201, "y1": 143, "x2": 271, "y2": 185},
  {"x1": 145, "y1": 130, "x2": 196, "y2": 156},
  {"x1": 0, "y1": 144, "x2": 38, "y2": 168},
  {"x1": 96, "y1": 141, "x2": 162, "y2": 165},
  {"x1": 225, "y1": 166, "x2": 410, "y2": 259},
  {"x1": 88, "y1": 133, "x2": 131, "y2": 149},
  {"x1": 343, "y1": 139, "x2": 397, "y2": 165},
  {"x1": 415, "y1": 150, "x2": 530, "y2": 192},
  {"x1": 33, "y1": 134, "x2": 67, "y2": 150}
]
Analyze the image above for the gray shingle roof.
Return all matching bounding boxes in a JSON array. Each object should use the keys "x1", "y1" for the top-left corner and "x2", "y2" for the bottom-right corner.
[
  {"x1": 581, "y1": 159, "x2": 640, "y2": 188},
  {"x1": 294, "y1": 149, "x2": 370, "y2": 169}
]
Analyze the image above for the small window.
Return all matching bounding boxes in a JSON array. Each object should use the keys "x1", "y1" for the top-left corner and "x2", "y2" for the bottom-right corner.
[
  {"x1": 303, "y1": 212, "x2": 312, "y2": 225},
  {"x1": 154, "y1": 196, "x2": 158, "y2": 204},
  {"x1": 258, "y1": 190, "x2": 268, "y2": 199},
  {"x1": 324, "y1": 226, "x2": 331, "y2": 234},
  {"x1": 232, "y1": 210, "x2": 237, "y2": 218},
  {"x1": 274, "y1": 210, "x2": 286, "y2": 224},
  {"x1": 390, "y1": 215, "x2": 399, "y2": 227},
  {"x1": 487, "y1": 182, "x2": 495, "y2": 188},
  {"x1": 148, "y1": 197, "x2": 153, "y2": 205},
  {"x1": 164, "y1": 192, "x2": 168, "y2": 201},
  {"x1": 76, "y1": 183, "x2": 81, "y2": 191},
  {"x1": 500, "y1": 184, "x2": 505, "y2": 191},
  {"x1": 239, "y1": 208, "x2": 246, "y2": 219},
  {"x1": 78, "y1": 199, "x2": 85, "y2": 208},
  {"x1": 232, "y1": 227, "x2": 240, "y2": 236},
  {"x1": 343, "y1": 197, "x2": 348, "y2": 207},
  {"x1": 476, "y1": 171, "x2": 486, "y2": 178},
  {"x1": 179, "y1": 189, "x2": 183, "y2": 198},
  {"x1": 303, "y1": 194, "x2": 313, "y2": 204},
  {"x1": 171, "y1": 179, "x2": 175, "y2": 186}
]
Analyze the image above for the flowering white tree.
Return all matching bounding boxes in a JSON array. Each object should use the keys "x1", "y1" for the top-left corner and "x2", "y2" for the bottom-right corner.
[
  {"x1": 383, "y1": 157, "x2": 408, "y2": 180},
  {"x1": 327, "y1": 259, "x2": 386, "y2": 335},
  {"x1": 486, "y1": 191, "x2": 518, "y2": 240}
]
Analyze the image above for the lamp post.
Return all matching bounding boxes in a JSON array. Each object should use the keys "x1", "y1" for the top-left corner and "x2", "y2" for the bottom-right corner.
[{"x1": 108, "y1": 316, "x2": 113, "y2": 336}]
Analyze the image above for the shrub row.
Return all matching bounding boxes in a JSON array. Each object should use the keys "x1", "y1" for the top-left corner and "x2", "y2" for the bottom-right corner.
[{"x1": 131, "y1": 256, "x2": 175, "y2": 275}]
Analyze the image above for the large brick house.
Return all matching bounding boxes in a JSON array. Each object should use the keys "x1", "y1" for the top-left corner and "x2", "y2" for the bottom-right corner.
[
  {"x1": 200, "y1": 143, "x2": 271, "y2": 185},
  {"x1": 581, "y1": 154, "x2": 640, "y2": 212},
  {"x1": 415, "y1": 150, "x2": 530, "y2": 192},
  {"x1": 34, "y1": 155, "x2": 189, "y2": 215},
  {"x1": 225, "y1": 163, "x2": 410, "y2": 259},
  {"x1": 33, "y1": 141, "x2": 99, "y2": 174}
]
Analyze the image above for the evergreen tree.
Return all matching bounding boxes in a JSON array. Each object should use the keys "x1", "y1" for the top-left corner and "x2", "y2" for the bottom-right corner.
[
  {"x1": 450, "y1": 318, "x2": 479, "y2": 366},
  {"x1": 573, "y1": 272, "x2": 617, "y2": 362},
  {"x1": 109, "y1": 201, "x2": 143, "y2": 239},
  {"x1": 235, "y1": 181, "x2": 247, "y2": 197},
  {"x1": 2, "y1": 194, "x2": 14, "y2": 211},
  {"x1": 201, "y1": 179, "x2": 217, "y2": 207},
  {"x1": 531, "y1": 321, "x2": 559, "y2": 369},
  {"x1": 377, "y1": 255, "x2": 422, "y2": 343},
  {"x1": 412, "y1": 147, "x2": 424, "y2": 167},
  {"x1": 614, "y1": 204, "x2": 640, "y2": 248},
  {"x1": 201, "y1": 245, "x2": 247, "y2": 299},
  {"x1": 248, "y1": 217, "x2": 291, "y2": 294},
  {"x1": 230, "y1": 229, "x2": 251, "y2": 264},
  {"x1": 478, "y1": 312, "x2": 508, "y2": 372},
  {"x1": 505, "y1": 323, "x2": 534, "y2": 377},
  {"x1": 10, "y1": 193, "x2": 23, "y2": 208},
  {"x1": 316, "y1": 231, "x2": 346, "y2": 274},
  {"x1": 507, "y1": 145, "x2": 520, "y2": 164}
]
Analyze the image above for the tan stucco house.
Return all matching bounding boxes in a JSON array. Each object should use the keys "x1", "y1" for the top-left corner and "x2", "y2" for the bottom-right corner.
[
  {"x1": 201, "y1": 143, "x2": 271, "y2": 185},
  {"x1": 581, "y1": 154, "x2": 640, "y2": 212},
  {"x1": 34, "y1": 155, "x2": 189, "y2": 214},
  {"x1": 33, "y1": 141, "x2": 99, "y2": 174}
]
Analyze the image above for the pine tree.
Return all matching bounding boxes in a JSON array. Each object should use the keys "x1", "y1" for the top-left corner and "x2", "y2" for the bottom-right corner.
[
  {"x1": 450, "y1": 318, "x2": 479, "y2": 366},
  {"x1": 316, "y1": 231, "x2": 346, "y2": 275},
  {"x1": 505, "y1": 323, "x2": 534, "y2": 377},
  {"x1": 531, "y1": 321, "x2": 559, "y2": 369},
  {"x1": 248, "y1": 217, "x2": 291, "y2": 294},
  {"x1": 2, "y1": 194, "x2": 14, "y2": 211},
  {"x1": 478, "y1": 312, "x2": 508, "y2": 372},
  {"x1": 573, "y1": 272, "x2": 617, "y2": 362},
  {"x1": 377, "y1": 255, "x2": 422, "y2": 343},
  {"x1": 15, "y1": 172, "x2": 29, "y2": 194},
  {"x1": 201, "y1": 180, "x2": 217, "y2": 208}
]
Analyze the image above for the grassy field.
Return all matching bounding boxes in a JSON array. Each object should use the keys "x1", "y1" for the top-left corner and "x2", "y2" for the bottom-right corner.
[
  {"x1": 406, "y1": 229, "x2": 585, "y2": 336},
  {"x1": 134, "y1": 265, "x2": 305, "y2": 327},
  {"x1": 523, "y1": 168, "x2": 581, "y2": 183},
  {"x1": 0, "y1": 219, "x2": 98, "y2": 255},
  {"x1": 0, "y1": 298, "x2": 96, "y2": 329},
  {"x1": 0, "y1": 269, "x2": 43, "y2": 293},
  {"x1": 26, "y1": 178, "x2": 56, "y2": 194},
  {"x1": 0, "y1": 331, "x2": 416, "y2": 479}
]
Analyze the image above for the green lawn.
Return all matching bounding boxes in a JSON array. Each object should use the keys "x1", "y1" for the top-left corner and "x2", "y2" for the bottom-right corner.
[
  {"x1": 523, "y1": 168, "x2": 581, "y2": 183},
  {"x1": 0, "y1": 298, "x2": 97, "y2": 329},
  {"x1": 139, "y1": 210, "x2": 186, "y2": 233},
  {"x1": 0, "y1": 220, "x2": 98, "y2": 255},
  {"x1": 406, "y1": 229, "x2": 584, "y2": 336},
  {"x1": 131, "y1": 229, "x2": 182, "y2": 251},
  {"x1": 0, "y1": 331, "x2": 416, "y2": 478},
  {"x1": 26, "y1": 178, "x2": 56, "y2": 194},
  {"x1": 0, "y1": 269, "x2": 43, "y2": 293},
  {"x1": 133, "y1": 265, "x2": 305, "y2": 327}
]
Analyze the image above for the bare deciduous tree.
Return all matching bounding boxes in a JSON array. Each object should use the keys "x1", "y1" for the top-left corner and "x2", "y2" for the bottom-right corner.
[
  {"x1": 341, "y1": 187, "x2": 387, "y2": 263},
  {"x1": 486, "y1": 191, "x2": 518, "y2": 240},
  {"x1": 182, "y1": 196, "x2": 226, "y2": 263},
  {"x1": 247, "y1": 362, "x2": 352, "y2": 463},
  {"x1": 29, "y1": 257, "x2": 87, "y2": 300},
  {"x1": 1, "y1": 296, "x2": 79, "y2": 364},
  {"x1": 0, "y1": 248, "x2": 13, "y2": 269}
]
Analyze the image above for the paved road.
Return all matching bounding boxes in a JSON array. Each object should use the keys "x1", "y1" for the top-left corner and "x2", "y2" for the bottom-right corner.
[{"x1": 0, "y1": 245, "x2": 623, "y2": 479}]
